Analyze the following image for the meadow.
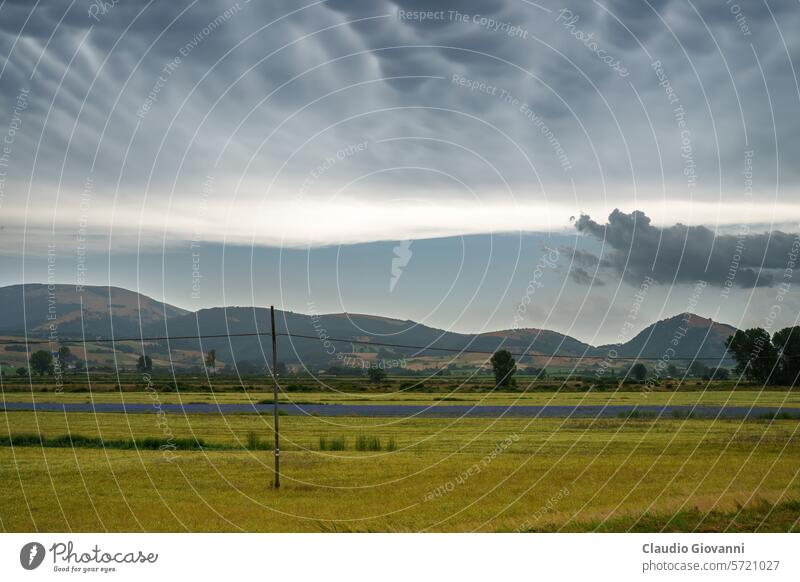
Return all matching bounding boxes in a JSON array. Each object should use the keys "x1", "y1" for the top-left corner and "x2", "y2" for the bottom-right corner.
[{"x1": 1, "y1": 386, "x2": 799, "y2": 532}]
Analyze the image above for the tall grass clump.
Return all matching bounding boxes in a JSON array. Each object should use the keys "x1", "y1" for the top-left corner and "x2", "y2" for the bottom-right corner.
[
  {"x1": 355, "y1": 435, "x2": 381, "y2": 451},
  {"x1": 386, "y1": 437, "x2": 398, "y2": 452},
  {"x1": 246, "y1": 431, "x2": 261, "y2": 450},
  {"x1": 244, "y1": 431, "x2": 275, "y2": 450},
  {"x1": 319, "y1": 436, "x2": 346, "y2": 451}
]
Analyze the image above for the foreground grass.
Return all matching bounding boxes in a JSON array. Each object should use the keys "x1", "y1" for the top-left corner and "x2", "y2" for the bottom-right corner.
[
  {"x1": 525, "y1": 499, "x2": 800, "y2": 532},
  {"x1": 1, "y1": 410, "x2": 799, "y2": 532}
]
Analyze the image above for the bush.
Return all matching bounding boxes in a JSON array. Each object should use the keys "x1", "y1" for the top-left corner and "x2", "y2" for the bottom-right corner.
[{"x1": 367, "y1": 368, "x2": 387, "y2": 383}]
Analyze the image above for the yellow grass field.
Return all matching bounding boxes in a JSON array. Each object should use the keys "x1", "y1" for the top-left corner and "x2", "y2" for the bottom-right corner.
[{"x1": 1, "y1": 404, "x2": 799, "y2": 532}]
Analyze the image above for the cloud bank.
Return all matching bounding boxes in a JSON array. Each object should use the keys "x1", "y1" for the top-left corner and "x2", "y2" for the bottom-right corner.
[{"x1": 573, "y1": 209, "x2": 800, "y2": 288}]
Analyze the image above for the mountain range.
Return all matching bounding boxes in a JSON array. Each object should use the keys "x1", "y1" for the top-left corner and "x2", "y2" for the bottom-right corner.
[{"x1": 0, "y1": 284, "x2": 737, "y2": 370}]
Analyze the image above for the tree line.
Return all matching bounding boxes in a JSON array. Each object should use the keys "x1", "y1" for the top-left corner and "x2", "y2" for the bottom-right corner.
[
  {"x1": 725, "y1": 326, "x2": 800, "y2": 385},
  {"x1": 487, "y1": 324, "x2": 800, "y2": 389},
  {"x1": 10, "y1": 325, "x2": 800, "y2": 389}
]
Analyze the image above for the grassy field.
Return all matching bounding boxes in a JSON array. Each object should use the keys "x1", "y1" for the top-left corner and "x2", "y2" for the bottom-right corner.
[{"x1": 1, "y1": 396, "x2": 799, "y2": 532}]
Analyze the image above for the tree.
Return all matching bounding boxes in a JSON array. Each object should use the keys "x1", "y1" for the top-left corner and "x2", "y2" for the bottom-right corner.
[
  {"x1": 30, "y1": 350, "x2": 53, "y2": 376},
  {"x1": 688, "y1": 361, "x2": 710, "y2": 378},
  {"x1": 205, "y1": 349, "x2": 216, "y2": 374},
  {"x1": 136, "y1": 355, "x2": 153, "y2": 373},
  {"x1": 58, "y1": 345, "x2": 71, "y2": 362},
  {"x1": 16, "y1": 367, "x2": 28, "y2": 377},
  {"x1": 773, "y1": 326, "x2": 800, "y2": 386},
  {"x1": 629, "y1": 362, "x2": 647, "y2": 382},
  {"x1": 491, "y1": 350, "x2": 517, "y2": 387},
  {"x1": 710, "y1": 367, "x2": 730, "y2": 380},
  {"x1": 725, "y1": 329, "x2": 778, "y2": 383},
  {"x1": 367, "y1": 367, "x2": 387, "y2": 383},
  {"x1": 666, "y1": 364, "x2": 679, "y2": 378},
  {"x1": 55, "y1": 345, "x2": 71, "y2": 376},
  {"x1": 524, "y1": 366, "x2": 547, "y2": 380},
  {"x1": 235, "y1": 360, "x2": 261, "y2": 375}
]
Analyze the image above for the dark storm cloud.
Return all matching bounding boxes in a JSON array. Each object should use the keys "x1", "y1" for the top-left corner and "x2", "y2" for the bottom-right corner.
[
  {"x1": 0, "y1": 1, "x2": 797, "y2": 175},
  {"x1": 574, "y1": 209, "x2": 800, "y2": 288}
]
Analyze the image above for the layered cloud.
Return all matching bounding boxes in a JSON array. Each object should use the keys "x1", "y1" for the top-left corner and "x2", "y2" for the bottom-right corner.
[{"x1": 0, "y1": 0, "x2": 799, "y2": 252}]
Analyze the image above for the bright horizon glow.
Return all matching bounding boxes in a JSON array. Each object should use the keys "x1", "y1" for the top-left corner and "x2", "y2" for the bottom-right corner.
[{"x1": 8, "y1": 194, "x2": 800, "y2": 250}]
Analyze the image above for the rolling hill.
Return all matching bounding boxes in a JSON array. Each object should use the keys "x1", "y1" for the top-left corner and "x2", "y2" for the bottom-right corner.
[
  {"x1": 145, "y1": 307, "x2": 596, "y2": 369},
  {"x1": 599, "y1": 313, "x2": 736, "y2": 361},
  {"x1": 0, "y1": 284, "x2": 737, "y2": 370},
  {"x1": 0, "y1": 284, "x2": 187, "y2": 338}
]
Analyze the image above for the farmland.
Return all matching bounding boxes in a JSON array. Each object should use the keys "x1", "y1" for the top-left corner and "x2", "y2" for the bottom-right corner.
[{"x1": 1, "y1": 379, "x2": 799, "y2": 532}]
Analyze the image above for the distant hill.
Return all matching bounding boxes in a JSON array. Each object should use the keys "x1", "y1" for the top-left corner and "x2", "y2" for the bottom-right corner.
[
  {"x1": 600, "y1": 313, "x2": 736, "y2": 361},
  {"x1": 0, "y1": 284, "x2": 738, "y2": 369},
  {"x1": 0, "y1": 284, "x2": 188, "y2": 339},
  {"x1": 142, "y1": 307, "x2": 599, "y2": 368}
]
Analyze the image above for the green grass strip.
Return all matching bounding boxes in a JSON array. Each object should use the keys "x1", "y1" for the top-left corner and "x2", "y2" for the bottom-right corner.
[{"x1": 0, "y1": 432, "x2": 266, "y2": 452}]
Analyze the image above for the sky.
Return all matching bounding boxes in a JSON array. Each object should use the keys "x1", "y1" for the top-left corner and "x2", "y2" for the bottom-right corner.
[{"x1": 1, "y1": 0, "x2": 799, "y2": 343}]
